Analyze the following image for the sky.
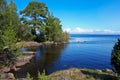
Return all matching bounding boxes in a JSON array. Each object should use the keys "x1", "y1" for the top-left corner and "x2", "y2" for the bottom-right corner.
[{"x1": 9, "y1": 0, "x2": 120, "y2": 34}]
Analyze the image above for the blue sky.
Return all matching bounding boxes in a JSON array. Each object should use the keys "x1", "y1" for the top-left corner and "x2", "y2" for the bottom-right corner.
[{"x1": 10, "y1": 0, "x2": 120, "y2": 34}]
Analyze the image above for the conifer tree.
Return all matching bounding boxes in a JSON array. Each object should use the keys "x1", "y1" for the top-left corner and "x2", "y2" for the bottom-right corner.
[
  {"x1": 111, "y1": 39, "x2": 120, "y2": 75},
  {"x1": 20, "y1": 1, "x2": 48, "y2": 35}
]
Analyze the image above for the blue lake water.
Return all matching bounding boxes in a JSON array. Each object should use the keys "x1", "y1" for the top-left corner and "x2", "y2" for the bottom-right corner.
[{"x1": 17, "y1": 34, "x2": 120, "y2": 77}]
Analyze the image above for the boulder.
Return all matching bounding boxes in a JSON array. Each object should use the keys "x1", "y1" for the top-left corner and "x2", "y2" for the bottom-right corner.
[
  {"x1": 1, "y1": 73, "x2": 15, "y2": 79},
  {"x1": 95, "y1": 69, "x2": 102, "y2": 72},
  {"x1": 7, "y1": 73, "x2": 15, "y2": 79},
  {"x1": 102, "y1": 69, "x2": 113, "y2": 73},
  {"x1": 1, "y1": 73, "x2": 8, "y2": 79},
  {"x1": 23, "y1": 51, "x2": 36, "y2": 55},
  {"x1": 10, "y1": 65, "x2": 17, "y2": 71},
  {"x1": 16, "y1": 41, "x2": 41, "y2": 48},
  {"x1": 2, "y1": 67, "x2": 10, "y2": 72}
]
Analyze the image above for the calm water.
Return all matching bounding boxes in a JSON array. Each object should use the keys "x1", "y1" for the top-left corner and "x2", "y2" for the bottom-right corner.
[{"x1": 17, "y1": 34, "x2": 120, "y2": 78}]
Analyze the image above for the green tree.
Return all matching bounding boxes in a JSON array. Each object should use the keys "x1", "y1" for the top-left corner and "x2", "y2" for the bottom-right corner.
[
  {"x1": 3, "y1": 27, "x2": 17, "y2": 46},
  {"x1": 0, "y1": 0, "x2": 7, "y2": 31},
  {"x1": 20, "y1": 1, "x2": 69, "y2": 42},
  {"x1": 17, "y1": 24, "x2": 36, "y2": 41},
  {"x1": 0, "y1": 0, "x2": 21, "y2": 67},
  {"x1": 7, "y1": 0, "x2": 19, "y2": 26},
  {"x1": 0, "y1": 0, "x2": 7, "y2": 10},
  {"x1": 7, "y1": 0, "x2": 22, "y2": 38},
  {"x1": 3, "y1": 0, "x2": 18, "y2": 47},
  {"x1": 0, "y1": 0, "x2": 7, "y2": 49},
  {"x1": 111, "y1": 39, "x2": 120, "y2": 75},
  {"x1": 20, "y1": 1, "x2": 48, "y2": 35},
  {"x1": 45, "y1": 13, "x2": 62, "y2": 42},
  {"x1": 60, "y1": 32, "x2": 69, "y2": 42}
]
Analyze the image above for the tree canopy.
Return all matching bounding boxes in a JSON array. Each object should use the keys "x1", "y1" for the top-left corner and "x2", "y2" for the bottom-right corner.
[
  {"x1": 20, "y1": 1, "x2": 48, "y2": 35},
  {"x1": 20, "y1": 1, "x2": 69, "y2": 42}
]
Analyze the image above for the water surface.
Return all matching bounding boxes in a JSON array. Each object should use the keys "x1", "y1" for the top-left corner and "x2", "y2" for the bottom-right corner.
[{"x1": 17, "y1": 34, "x2": 120, "y2": 78}]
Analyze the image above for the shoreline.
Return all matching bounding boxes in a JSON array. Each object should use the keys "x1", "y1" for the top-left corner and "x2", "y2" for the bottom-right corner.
[
  {"x1": 0, "y1": 64, "x2": 116, "y2": 80},
  {"x1": 0, "y1": 52, "x2": 115, "y2": 79},
  {"x1": 16, "y1": 41, "x2": 69, "y2": 48},
  {"x1": 0, "y1": 41, "x2": 116, "y2": 80}
]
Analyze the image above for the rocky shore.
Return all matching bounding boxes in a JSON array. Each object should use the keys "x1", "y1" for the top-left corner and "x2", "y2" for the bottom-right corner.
[
  {"x1": 0, "y1": 55, "x2": 34, "y2": 80},
  {"x1": 0, "y1": 41, "x2": 118, "y2": 80},
  {"x1": 16, "y1": 41, "x2": 68, "y2": 48},
  {"x1": 49, "y1": 68, "x2": 116, "y2": 80},
  {"x1": 0, "y1": 62, "x2": 116, "y2": 80}
]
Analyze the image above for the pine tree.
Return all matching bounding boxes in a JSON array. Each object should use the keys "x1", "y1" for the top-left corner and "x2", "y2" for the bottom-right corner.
[
  {"x1": 111, "y1": 39, "x2": 120, "y2": 75},
  {"x1": 20, "y1": 1, "x2": 48, "y2": 35},
  {"x1": 0, "y1": 0, "x2": 7, "y2": 49},
  {"x1": 0, "y1": 0, "x2": 21, "y2": 66},
  {"x1": 45, "y1": 13, "x2": 62, "y2": 42}
]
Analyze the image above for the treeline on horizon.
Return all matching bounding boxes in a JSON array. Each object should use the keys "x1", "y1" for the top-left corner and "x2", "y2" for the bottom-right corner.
[{"x1": 0, "y1": 0, "x2": 69, "y2": 66}]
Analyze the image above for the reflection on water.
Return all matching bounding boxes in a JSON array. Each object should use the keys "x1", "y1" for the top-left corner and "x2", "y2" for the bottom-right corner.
[
  {"x1": 16, "y1": 34, "x2": 120, "y2": 78},
  {"x1": 35, "y1": 44, "x2": 68, "y2": 74},
  {"x1": 16, "y1": 44, "x2": 68, "y2": 78}
]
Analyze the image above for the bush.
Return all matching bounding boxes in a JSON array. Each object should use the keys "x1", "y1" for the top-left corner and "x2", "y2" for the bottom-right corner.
[
  {"x1": 38, "y1": 70, "x2": 50, "y2": 80},
  {"x1": 26, "y1": 73, "x2": 33, "y2": 80},
  {"x1": 26, "y1": 71, "x2": 50, "y2": 80}
]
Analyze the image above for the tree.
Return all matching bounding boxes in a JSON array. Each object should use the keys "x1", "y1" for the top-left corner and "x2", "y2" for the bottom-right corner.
[
  {"x1": 20, "y1": 1, "x2": 69, "y2": 42},
  {"x1": 0, "y1": 0, "x2": 7, "y2": 31},
  {"x1": 0, "y1": 0, "x2": 7, "y2": 49},
  {"x1": 45, "y1": 13, "x2": 62, "y2": 42},
  {"x1": 20, "y1": 1, "x2": 48, "y2": 35},
  {"x1": 7, "y1": 0, "x2": 21, "y2": 37},
  {"x1": 60, "y1": 32, "x2": 69, "y2": 42},
  {"x1": 0, "y1": 0, "x2": 21, "y2": 67},
  {"x1": 111, "y1": 39, "x2": 120, "y2": 75},
  {"x1": 17, "y1": 24, "x2": 36, "y2": 41}
]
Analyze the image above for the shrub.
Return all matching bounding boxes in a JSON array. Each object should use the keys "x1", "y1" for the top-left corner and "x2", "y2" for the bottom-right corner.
[
  {"x1": 26, "y1": 72, "x2": 33, "y2": 80},
  {"x1": 38, "y1": 70, "x2": 50, "y2": 80}
]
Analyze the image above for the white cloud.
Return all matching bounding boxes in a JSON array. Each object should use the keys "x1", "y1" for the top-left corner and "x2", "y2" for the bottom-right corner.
[{"x1": 63, "y1": 27, "x2": 120, "y2": 34}]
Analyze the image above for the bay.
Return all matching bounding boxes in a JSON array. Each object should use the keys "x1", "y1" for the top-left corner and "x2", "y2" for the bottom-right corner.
[{"x1": 17, "y1": 34, "x2": 120, "y2": 78}]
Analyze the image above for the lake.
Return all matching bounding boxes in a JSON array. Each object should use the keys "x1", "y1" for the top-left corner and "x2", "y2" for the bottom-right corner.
[{"x1": 17, "y1": 34, "x2": 120, "y2": 78}]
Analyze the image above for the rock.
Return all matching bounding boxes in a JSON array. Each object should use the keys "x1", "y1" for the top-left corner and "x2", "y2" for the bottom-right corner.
[
  {"x1": 23, "y1": 51, "x2": 36, "y2": 55},
  {"x1": 50, "y1": 68, "x2": 85, "y2": 80},
  {"x1": 16, "y1": 41, "x2": 41, "y2": 48},
  {"x1": 1, "y1": 73, "x2": 15, "y2": 79},
  {"x1": 95, "y1": 69, "x2": 102, "y2": 72},
  {"x1": 24, "y1": 42, "x2": 41, "y2": 47},
  {"x1": 15, "y1": 55, "x2": 34, "y2": 67},
  {"x1": 16, "y1": 55, "x2": 34, "y2": 62},
  {"x1": 10, "y1": 65, "x2": 17, "y2": 71},
  {"x1": 7, "y1": 73, "x2": 15, "y2": 79},
  {"x1": 102, "y1": 69, "x2": 113, "y2": 73},
  {"x1": 43, "y1": 41, "x2": 54, "y2": 45},
  {"x1": 2, "y1": 67, "x2": 10, "y2": 72},
  {"x1": 1, "y1": 73, "x2": 8, "y2": 79}
]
